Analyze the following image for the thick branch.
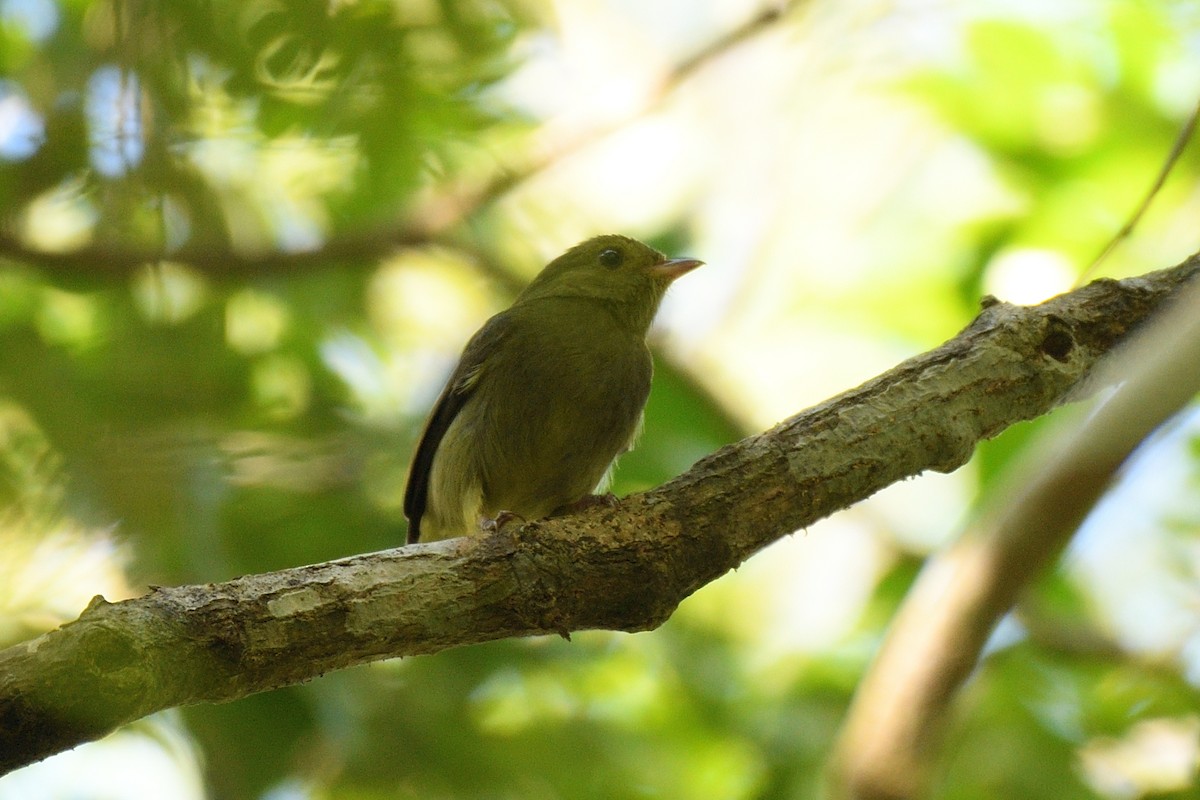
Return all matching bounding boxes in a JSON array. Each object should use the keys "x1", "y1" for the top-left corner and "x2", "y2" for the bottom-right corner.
[
  {"x1": 828, "y1": 267, "x2": 1200, "y2": 800},
  {"x1": 2, "y1": 254, "x2": 1198, "y2": 773}
]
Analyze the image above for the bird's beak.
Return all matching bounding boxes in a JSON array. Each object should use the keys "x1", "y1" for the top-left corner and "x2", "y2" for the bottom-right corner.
[{"x1": 651, "y1": 257, "x2": 704, "y2": 281}]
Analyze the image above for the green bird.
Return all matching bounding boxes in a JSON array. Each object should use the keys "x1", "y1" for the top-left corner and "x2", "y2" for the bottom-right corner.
[{"x1": 404, "y1": 234, "x2": 703, "y2": 543}]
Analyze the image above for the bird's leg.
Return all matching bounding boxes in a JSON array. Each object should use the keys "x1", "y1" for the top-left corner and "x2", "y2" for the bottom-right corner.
[{"x1": 481, "y1": 511, "x2": 526, "y2": 534}]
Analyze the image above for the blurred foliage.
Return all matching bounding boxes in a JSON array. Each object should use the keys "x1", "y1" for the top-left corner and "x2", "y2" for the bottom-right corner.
[
  {"x1": 0, "y1": 0, "x2": 530, "y2": 256},
  {"x1": 1, "y1": 0, "x2": 1199, "y2": 799}
]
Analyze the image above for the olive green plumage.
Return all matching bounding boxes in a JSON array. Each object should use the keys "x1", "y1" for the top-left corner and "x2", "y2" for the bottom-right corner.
[{"x1": 404, "y1": 234, "x2": 703, "y2": 543}]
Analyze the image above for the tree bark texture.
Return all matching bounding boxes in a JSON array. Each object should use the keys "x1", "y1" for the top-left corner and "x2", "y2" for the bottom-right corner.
[{"x1": 2, "y1": 253, "x2": 1197, "y2": 774}]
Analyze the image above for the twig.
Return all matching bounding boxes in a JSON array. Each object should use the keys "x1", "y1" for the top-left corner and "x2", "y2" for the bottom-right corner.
[{"x1": 1077, "y1": 94, "x2": 1200, "y2": 284}]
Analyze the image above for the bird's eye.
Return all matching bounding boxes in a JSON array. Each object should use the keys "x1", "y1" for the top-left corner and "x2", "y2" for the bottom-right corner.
[{"x1": 598, "y1": 248, "x2": 623, "y2": 268}]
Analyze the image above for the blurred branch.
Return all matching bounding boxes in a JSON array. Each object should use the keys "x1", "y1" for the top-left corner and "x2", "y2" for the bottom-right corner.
[
  {"x1": 0, "y1": 224, "x2": 433, "y2": 279},
  {"x1": 0, "y1": 2, "x2": 798, "y2": 282},
  {"x1": 419, "y1": 1, "x2": 799, "y2": 236},
  {"x1": 828, "y1": 265, "x2": 1200, "y2": 800},
  {"x1": 1015, "y1": 604, "x2": 1199, "y2": 682},
  {"x1": 2, "y1": 254, "x2": 1198, "y2": 775},
  {"x1": 1016, "y1": 606, "x2": 1145, "y2": 665}
]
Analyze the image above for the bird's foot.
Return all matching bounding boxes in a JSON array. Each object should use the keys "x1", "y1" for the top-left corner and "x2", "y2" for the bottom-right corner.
[
  {"x1": 552, "y1": 493, "x2": 620, "y2": 516},
  {"x1": 482, "y1": 511, "x2": 527, "y2": 534}
]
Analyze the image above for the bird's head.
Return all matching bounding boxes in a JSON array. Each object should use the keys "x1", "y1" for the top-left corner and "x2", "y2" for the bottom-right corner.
[{"x1": 517, "y1": 234, "x2": 703, "y2": 332}]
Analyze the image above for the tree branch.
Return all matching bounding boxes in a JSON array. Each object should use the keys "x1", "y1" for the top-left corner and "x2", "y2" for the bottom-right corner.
[
  {"x1": 828, "y1": 262, "x2": 1200, "y2": 800},
  {"x1": 2, "y1": 253, "x2": 1198, "y2": 774}
]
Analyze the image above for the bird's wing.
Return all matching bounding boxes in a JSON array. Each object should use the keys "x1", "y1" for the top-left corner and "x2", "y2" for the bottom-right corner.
[{"x1": 404, "y1": 312, "x2": 512, "y2": 543}]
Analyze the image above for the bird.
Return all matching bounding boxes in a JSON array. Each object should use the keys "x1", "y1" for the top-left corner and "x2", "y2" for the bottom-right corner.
[{"x1": 403, "y1": 234, "x2": 703, "y2": 543}]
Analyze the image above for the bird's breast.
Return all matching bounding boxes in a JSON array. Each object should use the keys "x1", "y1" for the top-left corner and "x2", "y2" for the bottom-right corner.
[{"x1": 473, "y1": 311, "x2": 652, "y2": 515}]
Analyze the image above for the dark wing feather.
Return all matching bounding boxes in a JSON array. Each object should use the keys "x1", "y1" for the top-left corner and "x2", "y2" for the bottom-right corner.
[{"x1": 403, "y1": 312, "x2": 512, "y2": 543}]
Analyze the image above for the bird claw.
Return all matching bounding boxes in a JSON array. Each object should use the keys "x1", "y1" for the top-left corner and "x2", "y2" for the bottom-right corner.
[
  {"x1": 482, "y1": 511, "x2": 526, "y2": 534},
  {"x1": 481, "y1": 494, "x2": 619, "y2": 534}
]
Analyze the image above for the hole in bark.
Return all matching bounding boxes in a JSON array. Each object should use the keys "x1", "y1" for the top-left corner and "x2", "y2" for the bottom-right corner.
[{"x1": 1041, "y1": 328, "x2": 1074, "y2": 362}]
